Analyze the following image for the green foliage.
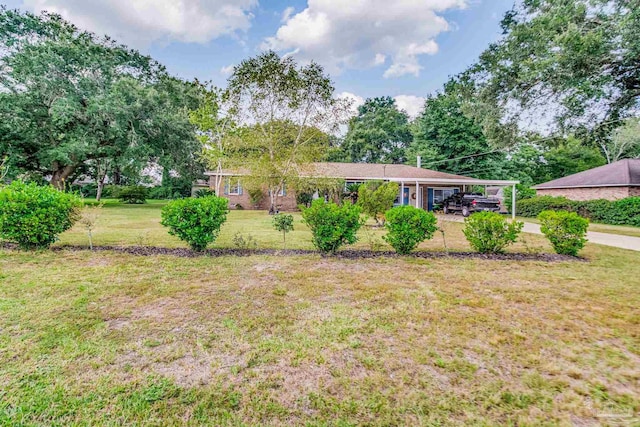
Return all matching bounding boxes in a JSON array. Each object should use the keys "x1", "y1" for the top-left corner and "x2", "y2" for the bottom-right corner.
[
  {"x1": 232, "y1": 232, "x2": 258, "y2": 250},
  {"x1": 194, "y1": 189, "x2": 216, "y2": 198},
  {"x1": 248, "y1": 188, "x2": 264, "y2": 207},
  {"x1": 504, "y1": 184, "x2": 537, "y2": 212},
  {"x1": 342, "y1": 96, "x2": 412, "y2": 163},
  {"x1": 273, "y1": 213, "x2": 294, "y2": 249},
  {"x1": 471, "y1": 0, "x2": 639, "y2": 140},
  {"x1": 225, "y1": 51, "x2": 343, "y2": 211},
  {"x1": 301, "y1": 199, "x2": 363, "y2": 254},
  {"x1": 463, "y1": 212, "x2": 523, "y2": 254},
  {"x1": 160, "y1": 196, "x2": 229, "y2": 251},
  {"x1": 0, "y1": 9, "x2": 202, "y2": 190},
  {"x1": 408, "y1": 79, "x2": 508, "y2": 179},
  {"x1": 296, "y1": 192, "x2": 313, "y2": 208},
  {"x1": 383, "y1": 206, "x2": 438, "y2": 254},
  {"x1": 518, "y1": 196, "x2": 640, "y2": 227},
  {"x1": 357, "y1": 181, "x2": 400, "y2": 225},
  {"x1": 538, "y1": 211, "x2": 589, "y2": 256},
  {"x1": 118, "y1": 186, "x2": 148, "y2": 204},
  {"x1": 0, "y1": 181, "x2": 82, "y2": 249}
]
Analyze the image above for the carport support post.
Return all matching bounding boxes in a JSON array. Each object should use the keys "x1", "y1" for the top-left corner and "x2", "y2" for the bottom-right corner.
[
  {"x1": 400, "y1": 181, "x2": 405, "y2": 205},
  {"x1": 415, "y1": 181, "x2": 420, "y2": 209},
  {"x1": 511, "y1": 184, "x2": 516, "y2": 220}
]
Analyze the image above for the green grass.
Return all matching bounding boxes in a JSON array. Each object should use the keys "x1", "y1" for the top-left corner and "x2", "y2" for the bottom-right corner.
[{"x1": 1, "y1": 201, "x2": 639, "y2": 425}]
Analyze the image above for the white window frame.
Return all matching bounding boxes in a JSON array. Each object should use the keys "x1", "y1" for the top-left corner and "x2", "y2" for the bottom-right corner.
[{"x1": 225, "y1": 178, "x2": 242, "y2": 196}]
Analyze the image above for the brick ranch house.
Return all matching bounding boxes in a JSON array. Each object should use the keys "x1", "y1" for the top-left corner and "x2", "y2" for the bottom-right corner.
[
  {"x1": 203, "y1": 162, "x2": 519, "y2": 217},
  {"x1": 533, "y1": 158, "x2": 640, "y2": 201}
]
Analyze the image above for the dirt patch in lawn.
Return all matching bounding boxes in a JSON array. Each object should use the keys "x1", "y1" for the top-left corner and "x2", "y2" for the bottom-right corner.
[{"x1": 1, "y1": 243, "x2": 583, "y2": 262}]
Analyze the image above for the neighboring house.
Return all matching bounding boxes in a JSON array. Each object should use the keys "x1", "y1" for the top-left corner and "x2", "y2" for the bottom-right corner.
[
  {"x1": 205, "y1": 162, "x2": 519, "y2": 216},
  {"x1": 533, "y1": 159, "x2": 640, "y2": 201}
]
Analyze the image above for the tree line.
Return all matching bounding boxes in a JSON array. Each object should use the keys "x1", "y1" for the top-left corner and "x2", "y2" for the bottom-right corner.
[{"x1": 2, "y1": 1, "x2": 639, "y2": 206}]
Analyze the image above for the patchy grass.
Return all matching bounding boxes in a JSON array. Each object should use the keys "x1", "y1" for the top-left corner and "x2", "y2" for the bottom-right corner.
[{"x1": 1, "y1": 202, "x2": 638, "y2": 425}]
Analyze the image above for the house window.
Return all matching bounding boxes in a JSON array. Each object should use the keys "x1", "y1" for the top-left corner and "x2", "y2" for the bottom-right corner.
[
  {"x1": 224, "y1": 178, "x2": 242, "y2": 196},
  {"x1": 433, "y1": 188, "x2": 456, "y2": 205}
]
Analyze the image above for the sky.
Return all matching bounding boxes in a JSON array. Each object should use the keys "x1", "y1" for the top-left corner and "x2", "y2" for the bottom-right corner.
[{"x1": 2, "y1": 0, "x2": 515, "y2": 118}]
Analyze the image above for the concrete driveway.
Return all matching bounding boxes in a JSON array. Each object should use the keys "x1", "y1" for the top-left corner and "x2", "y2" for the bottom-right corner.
[{"x1": 438, "y1": 214, "x2": 640, "y2": 252}]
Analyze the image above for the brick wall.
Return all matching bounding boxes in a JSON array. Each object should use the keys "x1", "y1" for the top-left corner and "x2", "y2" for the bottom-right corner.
[
  {"x1": 536, "y1": 186, "x2": 631, "y2": 201},
  {"x1": 208, "y1": 175, "x2": 299, "y2": 211},
  {"x1": 630, "y1": 187, "x2": 640, "y2": 197}
]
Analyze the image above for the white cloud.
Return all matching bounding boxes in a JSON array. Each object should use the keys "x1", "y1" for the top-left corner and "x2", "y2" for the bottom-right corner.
[
  {"x1": 23, "y1": 0, "x2": 257, "y2": 47},
  {"x1": 220, "y1": 64, "x2": 235, "y2": 76},
  {"x1": 394, "y1": 95, "x2": 425, "y2": 118},
  {"x1": 281, "y1": 6, "x2": 295, "y2": 23},
  {"x1": 263, "y1": 0, "x2": 467, "y2": 78},
  {"x1": 337, "y1": 91, "x2": 365, "y2": 115}
]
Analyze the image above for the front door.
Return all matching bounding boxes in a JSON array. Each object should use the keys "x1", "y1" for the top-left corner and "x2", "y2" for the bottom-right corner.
[{"x1": 402, "y1": 187, "x2": 409, "y2": 205}]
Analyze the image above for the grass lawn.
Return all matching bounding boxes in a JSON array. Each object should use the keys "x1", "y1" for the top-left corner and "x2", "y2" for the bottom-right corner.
[{"x1": 1, "y1": 202, "x2": 639, "y2": 425}]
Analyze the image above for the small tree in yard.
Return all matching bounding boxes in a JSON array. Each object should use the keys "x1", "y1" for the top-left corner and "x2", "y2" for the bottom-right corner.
[
  {"x1": 0, "y1": 181, "x2": 82, "y2": 249},
  {"x1": 79, "y1": 204, "x2": 103, "y2": 250},
  {"x1": 301, "y1": 199, "x2": 363, "y2": 255},
  {"x1": 161, "y1": 196, "x2": 228, "y2": 251},
  {"x1": 384, "y1": 206, "x2": 438, "y2": 254},
  {"x1": 538, "y1": 210, "x2": 589, "y2": 256},
  {"x1": 357, "y1": 181, "x2": 399, "y2": 226},
  {"x1": 463, "y1": 212, "x2": 523, "y2": 254},
  {"x1": 273, "y1": 214, "x2": 294, "y2": 249}
]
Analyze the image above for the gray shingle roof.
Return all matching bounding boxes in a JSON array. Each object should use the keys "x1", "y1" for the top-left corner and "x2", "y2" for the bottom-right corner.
[{"x1": 533, "y1": 159, "x2": 640, "y2": 189}]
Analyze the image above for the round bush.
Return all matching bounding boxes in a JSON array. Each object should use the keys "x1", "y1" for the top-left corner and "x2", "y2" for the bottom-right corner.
[
  {"x1": 538, "y1": 210, "x2": 589, "y2": 256},
  {"x1": 383, "y1": 206, "x2": 438, "y2": 254},
  {"x1": 160, "y1": 196, "x2": 229, "y2": 251},
  {"x1": 463, "y1": 211, "x2": 523, "y2": 254},
  {"x1": 301, "y1": 199, "x2": 363, "y2": 254},
  {"x1": 0, "y1": 181, "x2": 82, "y2": 249}
]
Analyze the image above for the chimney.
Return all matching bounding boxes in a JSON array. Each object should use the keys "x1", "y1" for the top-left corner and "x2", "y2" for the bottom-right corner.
[{"x1": 417, "y1": 156, "x2": 422, "y2": 168}]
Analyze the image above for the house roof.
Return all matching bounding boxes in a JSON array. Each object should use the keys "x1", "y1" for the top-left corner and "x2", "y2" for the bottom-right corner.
[
  {"x1": 305, "y1": 162, "x2": 474, "y2": 181},
  {"x1": 205, "y1": 162, "x2": 519, "y2": 185},
  {"x1": 533, "y1": 159, "x2": 640, "y2": 189}
]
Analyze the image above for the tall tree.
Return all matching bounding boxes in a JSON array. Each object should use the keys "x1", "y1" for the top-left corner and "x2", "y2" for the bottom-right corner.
[
  {"x1": 601, "y1": 118, "x2": 640, "y2": 163},
  {"x1": 471, "y1": 0, "x2": 640, "y2": 142},
  {"x1": 342, "y1": 97, "x2": 412, "y2": 164},
  {"x1": 224, "y1": 51, "x2": 348, "y2": 211},
  {"x1": 408, "y1": 80, "x2": 508, "y2": 179},
  {"x1": 0, "y1": 9, "x2": 201, "y2": 191}
]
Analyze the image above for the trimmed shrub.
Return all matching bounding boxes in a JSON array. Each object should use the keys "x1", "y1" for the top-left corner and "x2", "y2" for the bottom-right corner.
[
  {"x1": 118, "y1": 186, "x2": 147, "y2": 204},
  {"x1": 504, "y1": 184, "x2": 537, "y2": 212},
  {"x1": 194, "y1": 189, "x2": 216, "y2": 198},
  {"x1": 517, "y1": 196, "x2": 577, "y2": 217},
  {"x1": 160, "y1": 196, "x2": 229, "y2": 251},
  {"x1": 383, "y1": 206, "x2": 438, "y2": 254},
  {"x1": 538, "y1": 210, "x2": 589, "y2": 256},
  {"x1": 301, "y1": 199, "x2": 363, "y2": 254},
  {"x1": 463, "y1": 211, "x2": 523, "y2": 254},
  {"x1": 0, "y1": 181, "x2": 83, "y2": 249}
]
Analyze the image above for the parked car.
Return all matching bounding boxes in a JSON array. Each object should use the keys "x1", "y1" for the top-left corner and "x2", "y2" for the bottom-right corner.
[{"x1": 442, "y1": 192, "x2": 501, "y2": 217}]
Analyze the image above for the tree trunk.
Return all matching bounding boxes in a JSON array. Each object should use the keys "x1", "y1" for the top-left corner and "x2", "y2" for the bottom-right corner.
[{"x1": 50, "y1": 164, "x2": 76, "y2": 190}]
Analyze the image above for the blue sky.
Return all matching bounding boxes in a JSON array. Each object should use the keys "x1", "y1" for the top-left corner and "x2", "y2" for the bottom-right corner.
[{"x1": 2, "y1": 0, "x2": 514, "y2": 116}]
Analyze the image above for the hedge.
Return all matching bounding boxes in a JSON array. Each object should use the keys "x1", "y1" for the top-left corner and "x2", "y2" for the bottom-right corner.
[{"x1": 517, "y1": 196, "x2": 640, "y2": 227}]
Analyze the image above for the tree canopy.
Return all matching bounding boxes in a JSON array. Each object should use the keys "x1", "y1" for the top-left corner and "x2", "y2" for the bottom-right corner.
[
  {"x1": 342, "y1": 97, "x2": 413, "y2": 164},
  {"x1": 0, "y1": 8, "x2": 202, "y2": 190}
]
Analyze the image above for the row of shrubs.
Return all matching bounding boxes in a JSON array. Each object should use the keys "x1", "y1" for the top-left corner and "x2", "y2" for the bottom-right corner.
[
  {"x1": 73, "y1": 184, "x2": 194, "y2": 203},
  {"x1": 517, "y1": 195, "x2": 640, "y2": 227},
  {"x1": 0, "y1": 181, "x2": 590, "y2": 256}
]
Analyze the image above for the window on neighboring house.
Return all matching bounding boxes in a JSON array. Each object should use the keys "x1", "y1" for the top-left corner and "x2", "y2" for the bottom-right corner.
[{"x1": 224, "y1": 178, "x2": 242, "y2": 196}]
